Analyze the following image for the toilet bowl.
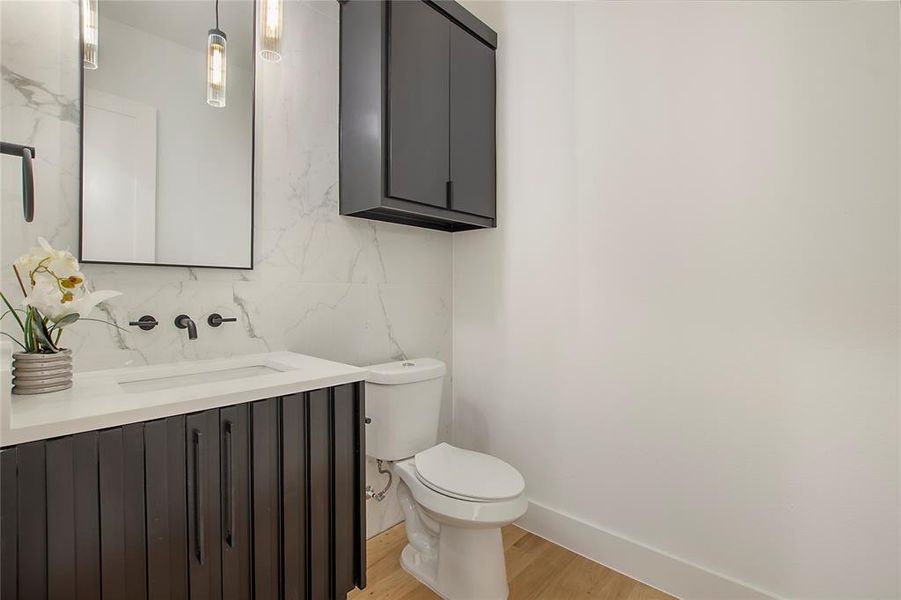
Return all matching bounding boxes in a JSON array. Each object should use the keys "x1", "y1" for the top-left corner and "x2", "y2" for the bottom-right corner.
[
  {"x1": 393, "y1": 446, "x2": 527, "y2": 600},
  {"x1": 365, "y1": 359, "x2": 527, "y2": 600}
]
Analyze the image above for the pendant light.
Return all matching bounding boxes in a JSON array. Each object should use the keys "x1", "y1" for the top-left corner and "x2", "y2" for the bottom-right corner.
[
  {"x1": 207, "y1": 0, "x2": 227, "y2": 108},
  {"x1": 82, "y1": 0, "x2": 98, "y2": 70},
  {"x1": 259, "y1": 0, "x2": 283, "y2": 62}
]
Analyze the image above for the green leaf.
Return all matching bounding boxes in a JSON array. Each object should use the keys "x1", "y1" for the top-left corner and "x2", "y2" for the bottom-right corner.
[
  {"x1": 0, "y1": 291, "x2": 25, "y2": 333},
  {"x1": 32, "y1": 322, "x2": 57, "y2": 352},
  {"x1": 0, "y1": 308, "x2": 26, "y2": 324},
  {"x1": 78, "y1": 317, "x2": 129, "y2": 333},
  {"x1": 50, "y1": 313, "x2": 80, "y2": 330},
  {"x1": 23, "y1": 311, "x2": 35, "y2": 352},
  {"x1": 0, "y1": 331, "x2": 27, "y2": 350},
  {"x1": 29, "y1": 315, "x2": 58, "y2": 353}
]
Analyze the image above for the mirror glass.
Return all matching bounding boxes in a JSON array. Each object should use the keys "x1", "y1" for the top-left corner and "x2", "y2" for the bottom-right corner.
[{"x1": 80, "y1": 0, "x2": 254, "y2": 269}]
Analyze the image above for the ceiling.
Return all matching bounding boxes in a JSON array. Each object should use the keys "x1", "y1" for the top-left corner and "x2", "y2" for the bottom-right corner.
[{"x1": 100, "y1": 0, "x2": 255, "y2": 69}]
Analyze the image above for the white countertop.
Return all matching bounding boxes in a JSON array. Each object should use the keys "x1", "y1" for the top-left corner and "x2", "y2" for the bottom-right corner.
[{"x1": 0, "y1": 351, "x2": 368, "y2": 447}]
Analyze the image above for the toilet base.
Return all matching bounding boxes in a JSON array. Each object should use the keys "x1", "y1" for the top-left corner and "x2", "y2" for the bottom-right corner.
[
  {"x1": 400, "y1": 526, "x2": 509, "y2": 600},
  {"x1": 391, "y1": 459, "x2": 525, "y2": 600}
]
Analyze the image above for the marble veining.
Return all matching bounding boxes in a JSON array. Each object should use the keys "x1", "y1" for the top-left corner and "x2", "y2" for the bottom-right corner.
[
  {"x1": 2, "y1": 65, "x2": 79, "y2": 126},
  {"x1": 0, "y1": 0, "x2": 450, "y2": 537}
]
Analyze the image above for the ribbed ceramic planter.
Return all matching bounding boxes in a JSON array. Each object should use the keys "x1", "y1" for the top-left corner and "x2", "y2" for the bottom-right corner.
[{"x1": 11, "y1": 349, "x2": 73, "y2": 395}]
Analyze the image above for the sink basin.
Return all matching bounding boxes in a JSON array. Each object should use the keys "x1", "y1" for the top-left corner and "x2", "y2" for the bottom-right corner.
[{"x1": 119, "y1": 364, "x2": 283, "y2": 393}]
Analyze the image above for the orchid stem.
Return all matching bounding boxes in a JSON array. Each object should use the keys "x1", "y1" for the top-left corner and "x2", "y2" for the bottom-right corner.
[
  {"x1": 0, "y1": 332, "x2": 26, "y2": 351},
  {"x1": 12, "y1": 264, "x2": 27, "y2": 297}
]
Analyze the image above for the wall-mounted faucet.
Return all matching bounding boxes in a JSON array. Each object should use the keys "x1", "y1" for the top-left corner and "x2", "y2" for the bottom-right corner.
[{"x1": 175, "y1": 314, "x2": 198, "y2": 340}]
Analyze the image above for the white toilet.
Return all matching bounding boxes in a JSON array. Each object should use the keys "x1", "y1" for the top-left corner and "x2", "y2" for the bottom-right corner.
[{"x1": 366, "y1": 358, "x2": 527, "y2": 600}]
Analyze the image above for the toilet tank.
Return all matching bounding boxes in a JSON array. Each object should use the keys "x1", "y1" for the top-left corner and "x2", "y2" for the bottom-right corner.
[{"x1": 365, "y1": 358, "x2": 446, "y2": 461}]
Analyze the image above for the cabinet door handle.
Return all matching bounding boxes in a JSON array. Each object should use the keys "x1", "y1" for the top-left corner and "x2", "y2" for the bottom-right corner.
[
  {"x1": 446, "y1": 180, "x2": 454, "y2": 209},
  {"x1": 192, "y1": 429, "x2": 206, "y2": 565},
  {"x1": 223, "y1": 421, "x2": 235, "y2": 547}
]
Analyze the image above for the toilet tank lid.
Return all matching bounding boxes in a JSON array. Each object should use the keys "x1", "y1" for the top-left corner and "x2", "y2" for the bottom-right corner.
[{"x1": 366, "y1": 358, "x2": 446, "y2": 385}]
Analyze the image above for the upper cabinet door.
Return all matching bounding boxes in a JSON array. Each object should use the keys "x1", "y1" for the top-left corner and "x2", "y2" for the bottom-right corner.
[
  {"x1": 387, "y1": 0, "x2": 450, "y2": 208},
  {"x1": 450, "y1": 26, "x2": 496, "y2": 219}
]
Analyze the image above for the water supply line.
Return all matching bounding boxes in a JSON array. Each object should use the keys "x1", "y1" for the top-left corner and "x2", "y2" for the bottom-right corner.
[{"x1": 366, "y1": 459, "x2": 392, "y2": 502}]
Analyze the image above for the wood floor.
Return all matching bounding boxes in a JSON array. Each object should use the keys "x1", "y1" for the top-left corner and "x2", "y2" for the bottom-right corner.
[{"x1": 348, "y1": 523, "x2": 674, "y2": 600}]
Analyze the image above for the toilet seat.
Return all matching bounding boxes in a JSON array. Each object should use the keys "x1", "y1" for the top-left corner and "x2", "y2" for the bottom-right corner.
[
  {"x1": 414, "y1": 443, "x2": 525, "y2": 503},
  {"x1": 393, "y1": 459, "x2": 528, "y2": 528}
]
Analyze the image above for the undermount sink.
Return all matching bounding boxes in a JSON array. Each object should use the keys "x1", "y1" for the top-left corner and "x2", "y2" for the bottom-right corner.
[{"x1": 119, "y1": 364, "x2": 284, "y2": 393}]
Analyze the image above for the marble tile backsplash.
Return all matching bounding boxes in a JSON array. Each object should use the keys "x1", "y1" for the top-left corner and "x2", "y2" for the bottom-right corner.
[{"x1": 0, "y1": 0, "x2": 448, "y2": 537}]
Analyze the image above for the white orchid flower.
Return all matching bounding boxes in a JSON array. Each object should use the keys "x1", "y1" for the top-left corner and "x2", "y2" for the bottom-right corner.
[
  {"x1": 15, "y1": 237, "x2": 84, "y2": 288},
  {"x1": 4, "y1": 238, "x2": 123, "y2": 354},
  {"x1": 23, "y1": 279, "x2": 121, "y2": 322}
]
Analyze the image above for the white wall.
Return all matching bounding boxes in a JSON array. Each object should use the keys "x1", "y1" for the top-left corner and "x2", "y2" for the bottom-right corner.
[
  {"x1": 1, "y1": 0, "x2": 451, "y2": 538},
  {"x1": 455, "y1": 1, "x2": 900, "y2": 597}
]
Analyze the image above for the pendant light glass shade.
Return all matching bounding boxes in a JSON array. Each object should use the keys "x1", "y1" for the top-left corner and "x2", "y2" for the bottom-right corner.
[
  {"x1": 82, "y1": 0, "x2": 98, "y2": 70},
  {"x1": 207, "y1": 29, "x2": 227, "y2": 108},
  {"x1": 259, "y1": 0, "x2": 283, "y2": 62}
]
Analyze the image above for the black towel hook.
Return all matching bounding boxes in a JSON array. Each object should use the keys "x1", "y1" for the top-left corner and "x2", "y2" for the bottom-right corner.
[{"x1": 1, "y1": 141, "x2": 36, "y2": 222}]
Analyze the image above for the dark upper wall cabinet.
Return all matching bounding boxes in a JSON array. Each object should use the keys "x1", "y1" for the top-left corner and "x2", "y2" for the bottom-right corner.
[{"x1": 339, "y1": 0, "x2": 498, "y2": 231}]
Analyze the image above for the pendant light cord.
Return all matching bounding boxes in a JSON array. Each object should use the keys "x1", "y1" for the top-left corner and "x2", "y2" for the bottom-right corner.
[{"x1": 215, "y1": 0, "x2": 220, "y2": 30}]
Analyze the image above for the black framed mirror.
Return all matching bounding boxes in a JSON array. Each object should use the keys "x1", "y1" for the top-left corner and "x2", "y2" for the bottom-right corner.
[{"x1": 79, "y1": 0, "x2": 256, "y2": 269}]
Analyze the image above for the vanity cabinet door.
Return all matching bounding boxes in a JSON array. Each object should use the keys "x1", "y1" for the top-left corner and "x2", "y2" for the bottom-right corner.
[
  {"x1": 0, "y1": 447, "x2": 17, "y2": 600},
  {"x1": 186, "y1": 410, "x2": 222, "y2": 600},
  {"x1": 333, "y1": 383, "x2": 367, "y2": 594},
  {"x1": 220, "y1": 405, "x2": 252, "y2": 600},
  {"x1": 281, "y1": 384, "x2": 367, "y2": 598},
  {"x1": 99, "y1": 423, "x2": 148, "y2": 598},
  {"x1": 71, "y1": 433, "x2": 103, "y2": 599},
  {"x1": 46, "y1": 437, "x2": 79, "y2": 599},
  {"x1": 281, "y1": 393, "x2": 309, "y2": 600},
  {"x1": 1, "y1": 440, "x2": 96, "y2": 600},
  {"x1": 11, "y1": 442, "x2": 47, "y2": 599},
  {"x1": 251, "y1": 398, "x2": 281, "y2": 600},
  {"x1": 308, "y1": 388, "x2": 333, "y2": 598},
  {"x1": 145, "y1": 416, "x2": 189, "y2": 600},
  {"x1": 0, "y1": 442, "x2": 48, "y2": 600}
]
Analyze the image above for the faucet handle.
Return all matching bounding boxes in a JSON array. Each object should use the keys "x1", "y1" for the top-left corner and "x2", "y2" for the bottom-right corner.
[
  {"x1": 129, "y1": 315, "x2": 158, "y2": 331},
  {"x1": 207, "y1": 313, "x2": 237, "y2": 327}
]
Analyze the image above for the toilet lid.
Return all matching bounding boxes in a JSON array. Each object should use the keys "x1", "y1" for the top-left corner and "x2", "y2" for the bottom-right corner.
[{"x1": 414, "y1": 443, "x2": 525, "y2": 502}]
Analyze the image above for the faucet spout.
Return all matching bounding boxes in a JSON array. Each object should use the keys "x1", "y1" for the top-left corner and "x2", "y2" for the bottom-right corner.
[{"x1": 175, "y1": 314, "x2": 198, "y2": 340}]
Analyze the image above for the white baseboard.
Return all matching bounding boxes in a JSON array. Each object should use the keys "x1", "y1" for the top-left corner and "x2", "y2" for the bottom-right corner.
[{"x1": 515, "y1": 500, "x2": 778, "y2": 600}]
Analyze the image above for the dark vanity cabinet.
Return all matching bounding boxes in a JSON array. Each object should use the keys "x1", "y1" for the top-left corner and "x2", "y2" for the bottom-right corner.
[
  {"x1": 339, "y1": 0, "x2": 498, "y2": 231},
  {"x1": 0, "y1": 383, "x2": 366, "y2": 600}
]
